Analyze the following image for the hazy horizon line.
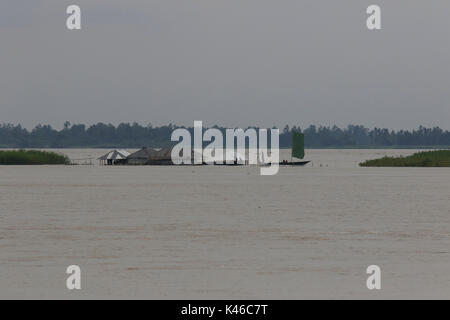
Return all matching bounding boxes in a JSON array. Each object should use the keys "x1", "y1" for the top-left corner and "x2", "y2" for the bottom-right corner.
[{"x1": 2, "y1": 121, "x2": 449, "y2": 132}]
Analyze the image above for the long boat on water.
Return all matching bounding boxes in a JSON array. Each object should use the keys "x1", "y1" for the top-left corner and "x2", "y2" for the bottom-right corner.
[{"x1": 261, "y1": 131, "x2": 310, "y2": 167}]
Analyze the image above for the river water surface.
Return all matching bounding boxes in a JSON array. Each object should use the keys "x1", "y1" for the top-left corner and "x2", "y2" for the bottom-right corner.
[{"x1": 0, "y1": 149, "x2": 449, "y2": 299}]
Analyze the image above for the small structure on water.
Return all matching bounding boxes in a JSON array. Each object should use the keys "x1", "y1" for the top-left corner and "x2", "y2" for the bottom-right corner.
[
  {"x1": 127, "y1": 147, "x2": 174, "y2": 165},
  {"x1": 98, "y1": 149, "x2": 131, "y2": 165}
]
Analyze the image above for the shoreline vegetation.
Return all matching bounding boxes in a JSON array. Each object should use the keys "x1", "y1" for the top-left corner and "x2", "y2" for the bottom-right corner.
[
  {"x1": 360, "y1": 150, "x2": 450, "y2": 167},
  {"x1": 1, "y1": 123, "x2": 450, "y2": 148},
  {"x1": 0, "y1": 150, "x2": 70, "y2": 165}
]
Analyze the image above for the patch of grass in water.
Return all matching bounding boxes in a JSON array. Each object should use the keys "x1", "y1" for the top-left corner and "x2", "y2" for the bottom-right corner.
[
  {"x1": 360, "y1": 150, "x2": 450, "y2": 167},
  {"x1": 0, "y1": 150, "x2": 70, "y2": 165}
]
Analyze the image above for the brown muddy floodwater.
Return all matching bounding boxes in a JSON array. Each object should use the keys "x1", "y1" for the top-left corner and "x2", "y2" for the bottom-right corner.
[{"x1": 0, "y1": 149, "x2": 449, "y2": 299}]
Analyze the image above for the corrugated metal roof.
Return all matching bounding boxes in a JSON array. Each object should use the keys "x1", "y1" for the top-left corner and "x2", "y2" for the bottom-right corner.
[
  {"x1": 127, "y1": 148, "x2": 174, "y2": 160},
  {"x1": 98, "y1": 149, "x2": 131, "y2": 160},
  {"x1": 127, "y1": 147, "x2": 160, "y2": 160},
  {"x1": 128, "y1": 147, "x2": 196, "y2": 161}
]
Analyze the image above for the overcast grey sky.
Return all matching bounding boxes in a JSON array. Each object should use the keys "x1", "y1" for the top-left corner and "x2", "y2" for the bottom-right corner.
[{"x1": 1, "y1": 1, "x2": 449, "y2": 129}]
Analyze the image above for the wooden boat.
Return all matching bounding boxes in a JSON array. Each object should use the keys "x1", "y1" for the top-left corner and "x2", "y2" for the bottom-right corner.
[
  {"x1": 279, "y1": 131, "x2": 310, "y2": 166},
  {"x1": 260, "y1": 132, "x2": 310, "y2": 167},
  {"x1": 279, "y1": 160, "x2": 310, "y2": 166}
]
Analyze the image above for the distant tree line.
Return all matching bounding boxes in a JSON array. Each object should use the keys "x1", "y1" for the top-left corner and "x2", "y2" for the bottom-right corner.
[{"x1": 1, "y1": 122, "x2": 450, "y2": 148}]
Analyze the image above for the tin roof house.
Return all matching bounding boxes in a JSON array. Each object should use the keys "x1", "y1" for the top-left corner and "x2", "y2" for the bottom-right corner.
[
  {"x1": 98, "y1": 149, "x2": 131, "y2": 165},
  {"x1": 127, "y1": 147, "x2": 174, "y2": 165},
  {"x1": 127, "y1": 147, "x2": 203, "y2": 165}
]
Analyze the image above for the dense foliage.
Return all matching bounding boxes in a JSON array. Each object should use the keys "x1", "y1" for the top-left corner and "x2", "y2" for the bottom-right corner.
[
  {"x1": 0, "y1": 150, "x2": 70, "y2": 165},
  {"x1": 1, "y1": 122, "x2": 450, "y2": 148},
  {"x1": 360, "y1": 150, "x2": 450, "y2": 167}
]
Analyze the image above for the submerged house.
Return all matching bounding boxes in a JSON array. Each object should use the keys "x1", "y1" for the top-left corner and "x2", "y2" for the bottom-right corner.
[
  {"x1": 127, "y1": 147, "x2": 174, "y2": 165},
  {"x1": 98, "y1": 147, "x2": 247, "y2": 166},
  {"x1": 127, "y1": 147, "x2": 202, "y2": 165},
  {"x1": 98, "y1": 149, "x2": 131, "y2": 165}
]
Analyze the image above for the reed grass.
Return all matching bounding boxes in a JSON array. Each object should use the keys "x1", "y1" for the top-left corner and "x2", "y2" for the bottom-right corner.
[
  {"x1": 360, "y1": 150, "x2": 450, "y2": 167},
  {"x1": 0, "y1": 150, "x2": 70, "y2": 165}
]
